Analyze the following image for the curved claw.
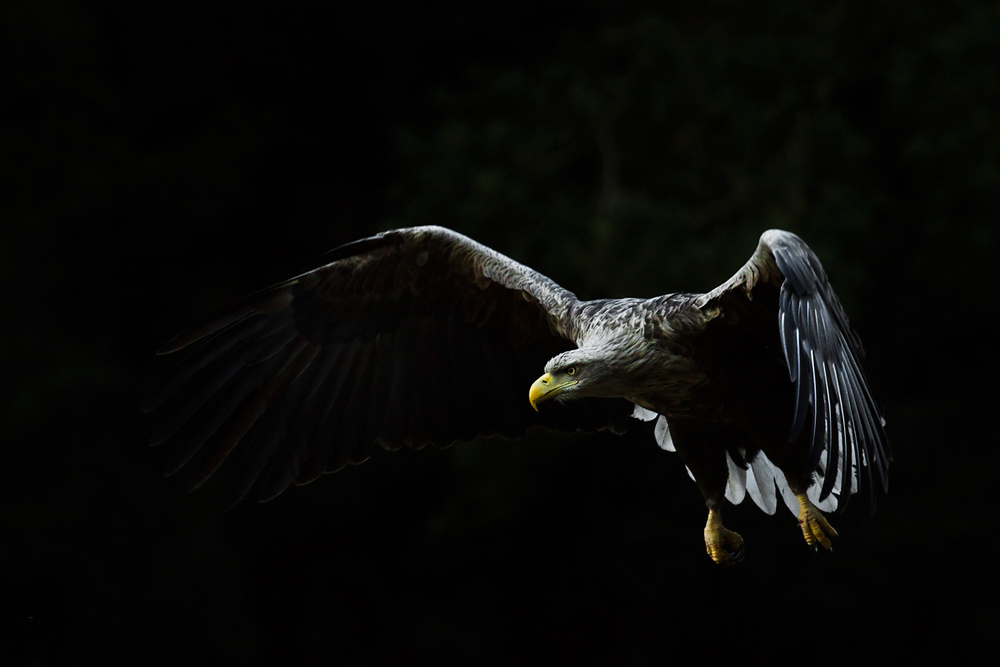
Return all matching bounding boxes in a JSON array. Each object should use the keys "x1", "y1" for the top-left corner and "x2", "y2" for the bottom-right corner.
[
  {"x1": 704, "y1": 509, "x2": 745, "y2": 566},
  {"x1": 796, "y1": 493, "x2": 838, "y2": 551}
]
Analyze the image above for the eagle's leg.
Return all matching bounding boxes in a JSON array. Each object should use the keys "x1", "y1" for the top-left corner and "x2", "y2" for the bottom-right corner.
[
  {"x1": 795, "y1": 492, "x2": 838, "y2": 550},
  {"x1": 666, "y1": 420, "x2": 744, "y2": 565},
  {"x1": 704, "y1": 501, "x2": 744, "y2": 566},
  {"x1": 762, "y1": 441, "x2": 839, "y2": 552}
]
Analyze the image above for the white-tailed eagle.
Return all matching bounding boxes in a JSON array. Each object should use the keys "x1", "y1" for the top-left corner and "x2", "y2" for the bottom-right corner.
[{"x1": 148, "y1": 227, "x2": 890, "y2": 565}]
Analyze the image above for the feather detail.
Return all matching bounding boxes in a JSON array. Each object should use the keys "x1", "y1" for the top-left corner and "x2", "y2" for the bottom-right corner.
[{"x1": 654, "y1": 415, "x2": 674, "y2": 452}]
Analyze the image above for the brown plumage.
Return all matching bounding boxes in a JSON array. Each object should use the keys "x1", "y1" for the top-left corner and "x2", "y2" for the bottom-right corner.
[{"x1": 148, "y1": 227, "x2": 890, "y2": 565}]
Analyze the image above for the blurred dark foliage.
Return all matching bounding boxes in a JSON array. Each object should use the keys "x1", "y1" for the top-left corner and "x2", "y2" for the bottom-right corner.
[{"x1": 2, "y1": 0, "x2": 995, "y2": 664}]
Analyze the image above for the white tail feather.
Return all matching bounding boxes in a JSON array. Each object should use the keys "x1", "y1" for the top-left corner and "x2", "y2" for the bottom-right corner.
[
  {"x1": 654, "y1": 416, "x2": 674, "y2": 452},
  {"x1": 631, "y1": 404, "x2": 658, "y2": 422},
  {"x1": 646, "y1": 414, "x2": 852, "y2": 516},
  {"x1": 725, "y1": 453, "x2": 746, "y2": 505}
]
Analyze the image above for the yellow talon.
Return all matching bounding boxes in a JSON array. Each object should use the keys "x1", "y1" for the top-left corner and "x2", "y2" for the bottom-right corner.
[
  {"x1": 704, "y1": 508, "x2": 745, "y2": 566},
  {"x1": 796, "y1": 493, "x2": 838, "y2": 550}
]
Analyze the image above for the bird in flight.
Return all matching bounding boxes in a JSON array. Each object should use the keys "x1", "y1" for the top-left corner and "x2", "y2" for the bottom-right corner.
[{"x1": 148, "y1": 227, "x2": 890, "y2": 565}]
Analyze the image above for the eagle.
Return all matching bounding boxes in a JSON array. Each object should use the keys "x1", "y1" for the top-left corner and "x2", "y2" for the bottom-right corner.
[{"x1": 147, "y1": 226, "x2": 890, "y2": 566}]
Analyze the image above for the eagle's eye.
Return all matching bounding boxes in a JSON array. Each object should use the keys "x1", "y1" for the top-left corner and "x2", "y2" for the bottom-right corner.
[{"x1": 566, "y1": 367, "x2": 577, "y2": 376}]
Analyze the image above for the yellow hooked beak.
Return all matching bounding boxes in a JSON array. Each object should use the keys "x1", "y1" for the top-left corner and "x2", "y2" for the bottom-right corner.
[{"x1": 528, "y1": 372, "x2": 578, "y2": 411}]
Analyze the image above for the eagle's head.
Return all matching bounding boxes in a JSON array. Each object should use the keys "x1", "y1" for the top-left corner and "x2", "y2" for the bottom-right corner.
[{"x1": 529, "y1": 344, "x2": 636, "y2": 410}]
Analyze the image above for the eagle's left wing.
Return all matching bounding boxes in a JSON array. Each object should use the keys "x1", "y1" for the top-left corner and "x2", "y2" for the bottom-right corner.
[{"x1": 696, "y1": 230, "x2": 891, "y2": 514}]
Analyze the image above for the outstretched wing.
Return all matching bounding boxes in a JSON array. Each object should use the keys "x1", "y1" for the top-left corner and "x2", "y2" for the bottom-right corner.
[
  {"x1": 146, "y1": 226, "x2": 630, "y2": 505},
  {"x1": 696, "y1": 229, "x2": 890, "y2": 513}
]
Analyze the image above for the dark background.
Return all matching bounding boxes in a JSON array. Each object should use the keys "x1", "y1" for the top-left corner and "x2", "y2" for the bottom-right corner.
[{"x1": 3, "y1": 1, "x2": 995, "y2": 664}]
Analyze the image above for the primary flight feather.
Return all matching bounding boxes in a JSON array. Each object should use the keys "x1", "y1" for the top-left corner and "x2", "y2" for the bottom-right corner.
[{"x1": 148, "y1": 227, "x2": 890, "y2": 565}]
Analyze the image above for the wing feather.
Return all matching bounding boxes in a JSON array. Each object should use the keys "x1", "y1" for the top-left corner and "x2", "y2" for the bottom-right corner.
[
  {"x1": 149, "y1": 226, "x2": 631, "y2": 503},
  {"x1": 698, "y1": 230, "x2": 890, "y2": 514}
]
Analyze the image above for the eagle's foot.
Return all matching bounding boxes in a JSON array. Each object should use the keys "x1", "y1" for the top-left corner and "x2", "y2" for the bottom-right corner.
[
  {"x1": 704, "y1": 508, "x2": 744, "y2": 566},
  {"x1": 796, "y1": 493, "x2": 838, "y2": 550}
]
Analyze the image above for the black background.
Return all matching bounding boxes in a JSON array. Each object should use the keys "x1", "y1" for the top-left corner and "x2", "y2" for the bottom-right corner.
[{"x1": 3, "y1": 1, "x2": 995, "y2": 664}]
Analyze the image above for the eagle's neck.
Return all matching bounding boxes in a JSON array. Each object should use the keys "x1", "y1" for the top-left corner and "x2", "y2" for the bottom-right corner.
[{"x1": 573, "y1": 297, "x2": 711, "y2": 412}]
